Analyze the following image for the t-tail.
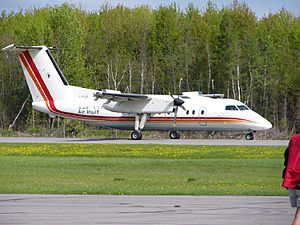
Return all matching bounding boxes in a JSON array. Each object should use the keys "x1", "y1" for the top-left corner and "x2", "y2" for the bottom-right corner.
[{"x1": 1, "y1": 44, "x2": 77, "y2": 116}]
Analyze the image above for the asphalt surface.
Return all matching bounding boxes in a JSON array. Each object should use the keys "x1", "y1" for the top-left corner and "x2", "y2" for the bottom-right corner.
[
  {"x1": 0, "y1": 194, "x2": 293, "y2": 225},
  {"x1": 0, "y1": 137, "x2": 289, "y2": 146}
]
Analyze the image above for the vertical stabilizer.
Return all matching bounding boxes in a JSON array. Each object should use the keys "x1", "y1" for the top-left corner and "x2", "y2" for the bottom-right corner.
[{"x1": 2, "y1": 44, "x2": 72, "y2": 102}]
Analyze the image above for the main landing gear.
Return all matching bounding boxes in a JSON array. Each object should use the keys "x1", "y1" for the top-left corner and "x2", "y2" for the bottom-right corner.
[
  {"x1": 170, "y1": 130, "x2": 181, "y2": 139},
  {"x1": 131, "y1": 130, "x2": 143, "y2": 140},
  {"x1": 131, "y1": 114, "x2": 148, "y2": 140},
  {"x1": 245, "y1": 132, "x2": 254, "y2": 140}
]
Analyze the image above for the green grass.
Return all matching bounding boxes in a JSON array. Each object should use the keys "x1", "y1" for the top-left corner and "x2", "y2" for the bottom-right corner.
[{"x1": 0, "y1": 143, "x2": 287, "y2": 195}]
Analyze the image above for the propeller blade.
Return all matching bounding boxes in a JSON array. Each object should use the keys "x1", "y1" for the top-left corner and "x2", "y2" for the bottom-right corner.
[
  {"x1": 94, "y1": 92, "x2": 101, "y2": 101},
  {"x1": 170, "y1": 81, "x2": 185, "y2": 127},
  {"x1": 179, "y1": 104, "x2": 186, "y2": 111},
  {"x1": 173, "y1": 106, "x2": 178, "y2": 126}
]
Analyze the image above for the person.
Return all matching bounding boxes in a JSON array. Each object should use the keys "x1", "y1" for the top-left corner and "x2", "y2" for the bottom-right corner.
[{"x1": 283, "y1": 129, "x2": 300, "y2": 225}]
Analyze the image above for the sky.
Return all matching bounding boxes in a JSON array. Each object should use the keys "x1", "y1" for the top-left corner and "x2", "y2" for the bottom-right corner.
[{"x1": 0, "y1": 0, "x2": 299, "y2": 18}]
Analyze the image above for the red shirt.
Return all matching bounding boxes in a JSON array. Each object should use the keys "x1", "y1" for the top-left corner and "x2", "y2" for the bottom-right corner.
[{"x1": 283, "y1": 133, "x2": 300, "y2": 189}]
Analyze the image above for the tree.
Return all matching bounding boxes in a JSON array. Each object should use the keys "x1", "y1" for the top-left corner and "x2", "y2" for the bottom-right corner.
[
  {"x1": 151, "y1": 4, "x2": 184, "y2": 94},
  {"x1": 49, "y1": 4, "x2": 91, "y2": 88},
  {"x1": 0, "y1": 3, "x2": 299, "y2": 134}
]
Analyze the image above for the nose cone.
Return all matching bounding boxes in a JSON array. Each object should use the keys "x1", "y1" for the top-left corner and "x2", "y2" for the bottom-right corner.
[
  {"x1": 252, "y1": 112, "x2": 273, "y2": 131},
  {"x1": 262, "y1": 119, "x2": 272, "y2": 130}
]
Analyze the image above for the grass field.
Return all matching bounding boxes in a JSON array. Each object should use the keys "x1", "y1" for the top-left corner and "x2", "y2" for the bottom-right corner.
[{"x1": 0, "y1": 143, "x2": 287, "y2": 195}]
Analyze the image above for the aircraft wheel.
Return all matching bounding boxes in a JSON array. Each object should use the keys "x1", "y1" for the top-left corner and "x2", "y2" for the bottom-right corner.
[
  {"x1": 131, "y1": 131, "x2": 142, "y2": 140},
  {"x1": 245, "y1": 132, "x2": 254, "y2": 140},
  {"x1": 170, "y1": 131, "x2": 180, "y2": 139}
]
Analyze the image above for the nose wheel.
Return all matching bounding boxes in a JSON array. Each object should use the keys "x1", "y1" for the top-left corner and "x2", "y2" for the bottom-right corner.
[
  {"x1": 170, "y1": 130, "x2": 181, "y2": 139},
  {"x1": 245, "y1": 132, "x2": 254, "y2": 140}
]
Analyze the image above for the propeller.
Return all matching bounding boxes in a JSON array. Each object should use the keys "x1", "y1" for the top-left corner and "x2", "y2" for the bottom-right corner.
[
  {"x1": 93, "y1": 91, "x2": 102, "y2": 101},
  {"x1": 170, "y1": 78, "x2": 186, "y2": 126}
]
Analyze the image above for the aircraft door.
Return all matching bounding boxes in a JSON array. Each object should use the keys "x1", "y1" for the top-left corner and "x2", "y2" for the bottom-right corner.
[{"x1": 199, "y1": 107, "x2": 207, "y2": 126}]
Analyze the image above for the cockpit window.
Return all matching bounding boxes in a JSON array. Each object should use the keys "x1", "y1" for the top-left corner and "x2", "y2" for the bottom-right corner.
[
  {"x1": 225, "y1": 105, "x2": 238, "y2": 110},
  {"x1": 237, "y1": 105, "x2": 249, "y2": 110}
]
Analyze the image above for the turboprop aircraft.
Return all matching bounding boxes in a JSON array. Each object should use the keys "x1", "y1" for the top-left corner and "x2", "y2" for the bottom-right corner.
[{"x1": 2, "y1": 44, "x2": 272, "y2": 140}]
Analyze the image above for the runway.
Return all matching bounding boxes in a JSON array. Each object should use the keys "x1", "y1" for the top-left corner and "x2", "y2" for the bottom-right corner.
[
  {"x1": 0, "y1": 137, "x2": 289, "y2": 146},
  {"x1": 0, "y1": 194, "x2": 292, "y2": 225}
]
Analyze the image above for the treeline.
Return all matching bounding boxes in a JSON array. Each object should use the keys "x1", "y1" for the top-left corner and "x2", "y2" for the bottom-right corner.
[{"x1": 0, "y1": 2, "x2": 299, "y2": 135}]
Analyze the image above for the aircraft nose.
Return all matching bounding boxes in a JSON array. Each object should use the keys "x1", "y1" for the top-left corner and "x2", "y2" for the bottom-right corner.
[{"x1": 260, "y1": 119, "x2": 272, "y2": 130}]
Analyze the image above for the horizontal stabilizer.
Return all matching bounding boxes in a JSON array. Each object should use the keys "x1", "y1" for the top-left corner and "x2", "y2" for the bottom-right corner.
[
  {"x1": 2, "y1": 44, "x2": 43, "y2": 51},
  {"x1": 1, "y1": 44, "x2": 56, "y2": 52}
]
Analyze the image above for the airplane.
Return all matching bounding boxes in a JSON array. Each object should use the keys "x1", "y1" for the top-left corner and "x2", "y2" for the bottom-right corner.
[{"x1": 2, "y1": 44, "x2": 272, "y2": 140}]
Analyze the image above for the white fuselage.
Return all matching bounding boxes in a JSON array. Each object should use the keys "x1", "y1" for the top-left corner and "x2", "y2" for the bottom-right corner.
[{"x1": 32, "y1": 85, "x2": 272, "y2": 132}]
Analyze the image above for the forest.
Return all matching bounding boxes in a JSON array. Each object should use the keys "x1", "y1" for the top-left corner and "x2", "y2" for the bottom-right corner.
[{"x1": 0, "y1": 1, "x2": 299, "y2": 138}]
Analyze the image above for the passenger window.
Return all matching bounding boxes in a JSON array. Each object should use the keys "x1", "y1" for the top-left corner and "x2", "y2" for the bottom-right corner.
[
  {"x1": 186, "y1": 110, "x2": 189, "y2": 115},
  {"x1": 237, "y1": 105, "x2": 249, "y2": 110},
  {"x1": 201, "y1": 110, "x2": 204, "y2": 115},
  {"x1": 225, "y1": 105, "x2": 238, "y2": 110},
  {"x1": 192, "y1": 110, "x2": 195, "y2": 115}
]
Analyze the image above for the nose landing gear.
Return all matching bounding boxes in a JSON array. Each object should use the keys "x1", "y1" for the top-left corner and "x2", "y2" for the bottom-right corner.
[
  {"x1": 245, "y1": 132, "x2": 254, "y2": 140},
  {"x1": 170, "y1": 130, "x2": 181, "y2": 139}
]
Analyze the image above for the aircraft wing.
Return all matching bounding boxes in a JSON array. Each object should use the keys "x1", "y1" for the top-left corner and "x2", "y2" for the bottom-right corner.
[
  {"x1": 94, "y1": 89, "x2": 174, "y2": 114},
  {"x1": 95, "y1": 89, "x2": 150, "y2": 102}
]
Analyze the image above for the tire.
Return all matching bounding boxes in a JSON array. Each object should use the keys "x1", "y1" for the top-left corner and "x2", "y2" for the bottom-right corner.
[
  {"x1": 131, "y1": 131, "x2": 142, "y2": 140},
  {"x1": 245, "y1": 133, "x2": 254, "y2": 140},
  {"x1": 170, "y1": 131, "x2": 180, "y2": 139}
]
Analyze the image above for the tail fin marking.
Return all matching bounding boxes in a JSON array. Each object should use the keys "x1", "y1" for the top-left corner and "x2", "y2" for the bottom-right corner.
[
  {"x1": 22, "y1": 50, "x2": 54, "y2": 102},
  {"x1": 19, "y1": 51, "x2": 55, "y2": 113}
]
